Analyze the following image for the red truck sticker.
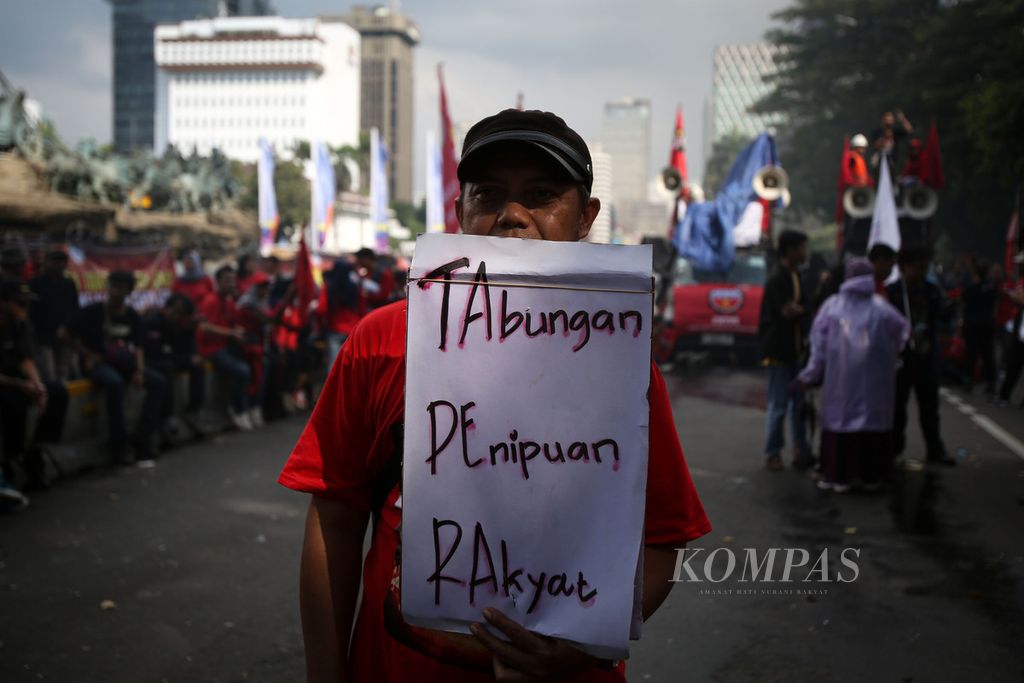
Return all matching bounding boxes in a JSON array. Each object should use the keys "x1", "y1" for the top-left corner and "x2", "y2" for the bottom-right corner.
[{"x1": 707, "y1": 288, "x2": 744, "y2": 315}]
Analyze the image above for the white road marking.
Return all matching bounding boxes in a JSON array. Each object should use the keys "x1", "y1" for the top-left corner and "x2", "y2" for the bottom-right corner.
[{"x1": 939, "y1": 388, "x2": 1024, "y2": 462}]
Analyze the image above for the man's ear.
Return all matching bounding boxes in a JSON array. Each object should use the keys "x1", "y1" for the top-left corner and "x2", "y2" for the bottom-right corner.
[{"x1": 577, "y1": 196, "x2": 600, "y2": 241}]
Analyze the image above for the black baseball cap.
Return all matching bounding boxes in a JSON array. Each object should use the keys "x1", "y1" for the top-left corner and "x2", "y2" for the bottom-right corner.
[
  {"x1": 458, "y1": 109, "x2": 594, "y2": 193},
  {"x1": 0, "y1": 277, "x2": 36, "y2": 304}
]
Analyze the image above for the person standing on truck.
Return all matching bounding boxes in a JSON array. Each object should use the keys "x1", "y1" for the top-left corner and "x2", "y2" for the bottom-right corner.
[{"x1": 759, "y1": 230, "x2": 814, "y2": 471}]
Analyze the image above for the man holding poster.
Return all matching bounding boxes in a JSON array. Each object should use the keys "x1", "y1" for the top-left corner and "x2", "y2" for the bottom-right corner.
[{"x1": 279, "y1": 110, "x2": 711, "y2": 682}]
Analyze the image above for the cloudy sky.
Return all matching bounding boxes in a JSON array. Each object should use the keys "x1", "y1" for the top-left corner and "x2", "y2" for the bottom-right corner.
[{"x1": 0, "y1": 0, "x2": 789, "y2": 191}]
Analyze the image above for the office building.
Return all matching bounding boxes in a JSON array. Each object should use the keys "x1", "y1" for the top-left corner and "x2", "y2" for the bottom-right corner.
[
  {"x1": 587, "y1": 143, "x2": 613, "y2": 244},
  {"x1": 707, "y1": 43, "x2": 786, "y2": 150},
  {"x1": 600, "y1": 97, "x2": 651, "y2": 207},
  {"x1": 327, "y1": 5, "x2": 420, "y2": 203},
  {"x1": 154, "y1": 16, "x2": 361, "y2": 162},
  {"x1": 108, "y1": 0, "x2": 273, "y2": 152}
]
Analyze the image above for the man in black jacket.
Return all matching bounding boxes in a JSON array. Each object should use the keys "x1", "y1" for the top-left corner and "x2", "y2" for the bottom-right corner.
[
  {"x1": 758, "y1": 230, "x2": 813, "y2": 471},
  {"x1": 886, "y1": 246, "x2": 953, "y2": 465}
]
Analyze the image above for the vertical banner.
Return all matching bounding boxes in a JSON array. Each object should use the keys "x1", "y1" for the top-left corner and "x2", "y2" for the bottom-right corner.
[
  {"x1": 438, "y1": 64, "x2": 461, "y2": 234},
  {"x1": 370, "y1": 127, "x2": 390, "y2": 253},
  {"x1": 311, "y1": 139, "x2": 336, "y2": 253},
  {"x1": 402, "y1": 233, "x2": 653, "y2": 659},
  {"x1": 425, "y1": 129, "x2": 445, "y2": 233},
  {"x1": 258, "y1": 138, "x2": 279, "y2": 256}
]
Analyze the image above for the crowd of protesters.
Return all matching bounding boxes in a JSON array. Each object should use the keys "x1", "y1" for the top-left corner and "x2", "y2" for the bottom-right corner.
[
  {"x1": 760, "y1": 231, "x2": 1024, "y2": 493},
  {"x1": 0, "y1": 244, "x2": 401, "y2": 512}
]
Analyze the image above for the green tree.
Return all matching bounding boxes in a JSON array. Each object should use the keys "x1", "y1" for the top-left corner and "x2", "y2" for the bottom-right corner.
[
  {"x1": 391, "y1": 199, "x2": 426, "y2": 235},
  {"x1": 235, "y1": 158, "x2": 310, "y2": 227},
  {"x1": 756, "y1": 0, "x2": 1024, "y2": 258}
]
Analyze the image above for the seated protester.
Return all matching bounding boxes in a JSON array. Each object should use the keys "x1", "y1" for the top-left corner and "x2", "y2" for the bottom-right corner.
[
  {"x1": 197, "y1": 265, "x2": 252, "y2": 431},
  {"x1": 235, "y1": 253, "x2": 261, "y2": 297},
  {"x1": 319, "y1": 257, "x2": 362, "y2": 364},
  {"x1": 63, "y1": 270, "x2": 165, "y2": 466},
  {"x1": 275, "y1": 294, "x2": 316, "y2": 412},
  {"x1": 265, "y1": 255, "x2": 294, "y2": 308},
  {"x1": 29, "y1": 249, "x2": 80, "y2": 382},
  {"x1": 0, "y1": 279, "x2": 69, "y2": 505},
  {"x1": 0, "y1": 247, "x2": 28, "y2": 282},
  {"x1": 171, "y1": 250, "x2": 214, "y2": 309},
  {"x1": 278, "y1": 110, "x2": 712, "y2": 682},
  {"x1": 355, "y1": 247, "x2": 395, "y2": 312},
  {"x1": 236, "y1": 272, "x2": 290, "y2": 427},
  {"x1": 142, "y1": 293, "x2": 205, "y2": 425}
]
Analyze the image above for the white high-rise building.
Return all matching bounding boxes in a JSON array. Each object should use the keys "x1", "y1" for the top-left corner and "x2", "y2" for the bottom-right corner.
[
  {"x1": 154, "y1": 16, "x2": 360, "y2": 161},
  {"x1": 587, "y1": 143, "x2": 613, "y2": 244},
  {"x1": 600, "y1": 97, "x2": 651, "y2": 207}
]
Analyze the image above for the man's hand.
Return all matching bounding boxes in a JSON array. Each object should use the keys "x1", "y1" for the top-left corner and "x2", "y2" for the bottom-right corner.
[
  {"x1": 781, "y1": 302, "x2": 805, "y2": 319},
  {"x1": 469, "y1": 608, "x2": 606, "y2": 682},
  {"x1": 131, "y1": 369, "x2": 145, "y2": 387},
  {"x1": 231, "y1": 326, "x2": 246, "y2": 340}
]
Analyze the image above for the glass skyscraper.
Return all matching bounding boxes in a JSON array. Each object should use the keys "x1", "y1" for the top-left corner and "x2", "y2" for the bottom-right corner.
[
  {"x1": 108, "y1": 0, "x2": 274, "y2": 152},
  {"x1": 708, "y1": 43, "x2": 786, "y2": 147}
]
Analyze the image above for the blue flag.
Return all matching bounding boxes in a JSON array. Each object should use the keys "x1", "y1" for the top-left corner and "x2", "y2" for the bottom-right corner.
[{"x1": 674, "y1": 133, "x2": 780, "y2": 272}]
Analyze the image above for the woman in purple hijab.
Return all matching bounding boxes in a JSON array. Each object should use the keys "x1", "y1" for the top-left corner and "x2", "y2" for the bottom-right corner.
[{"x1": 798, "y1": 257, "x2": 910, "y2": 492}]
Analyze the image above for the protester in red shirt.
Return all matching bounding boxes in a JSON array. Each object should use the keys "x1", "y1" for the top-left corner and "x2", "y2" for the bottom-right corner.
[
  {"x1": 279, "y1": 110, "x2": 711, "y2": 683},
  {"x1": 354, "y1": 248, "x2": 395, "y2": 312},
  {"x1": 319, "y1": 257, "x2": 362, "y2": 364},
  {"x1": 197, "y1": 265, "x2": 252, "y2": 431},
  {"x1": 171, "y1": 251, "x2": 214, "y2": 308}
]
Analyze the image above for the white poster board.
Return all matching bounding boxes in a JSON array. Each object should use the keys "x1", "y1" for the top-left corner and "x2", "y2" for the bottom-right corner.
[{"x1": 401, "y1": 233, "x2": 653, "y2": 659}]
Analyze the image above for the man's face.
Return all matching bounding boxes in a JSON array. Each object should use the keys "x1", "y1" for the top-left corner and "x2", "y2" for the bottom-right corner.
[
  {"x1": 852, "y1": 145, "x2": 867, "y2": 158},
  {"x1": 108, "y1": 282, "x2": 132, "y2": 306},
  {"x1": 882, "y1": 112, "x2": 895, "y2": 127},
  {"x1": 788, "y1": 242, "x2": 809, "y2": 267},
  {"x1": 873, "y1": 256, "x2": 895, "y2": 281},
  {"x1": 45, "y1": 256, "x2": 67, "y2": 276},
  {"x1": 456, "y1": 146, "x2": 600, "y2": 242},
  {"x1": 218, "y1": 271, "x2": 237, "y2": 295}
]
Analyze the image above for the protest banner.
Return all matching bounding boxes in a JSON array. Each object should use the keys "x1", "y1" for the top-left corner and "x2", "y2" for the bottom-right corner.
[
  {"x1": 66, "y1": 244, "x2": 174, "y2": 310},
  {"x1": 402, "y1": 233, "x2": 653, "y2": 659}
]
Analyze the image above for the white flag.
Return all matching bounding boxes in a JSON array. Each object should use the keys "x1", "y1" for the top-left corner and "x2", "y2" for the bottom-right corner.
[
  {"x1": 370, "y1": 127, "x2": 390, "y2": 253},
  {"x1": 425, "y1": 129, "x2": 445, "y2": 233},
  {"x1": 868, "y1": 155, "x2": 901, "y2": 252}
]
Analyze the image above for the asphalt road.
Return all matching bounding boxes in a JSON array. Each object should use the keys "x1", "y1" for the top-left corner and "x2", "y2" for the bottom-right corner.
[{"x1": 2, "y1": 363, "x2": 1023, "y2": 682}]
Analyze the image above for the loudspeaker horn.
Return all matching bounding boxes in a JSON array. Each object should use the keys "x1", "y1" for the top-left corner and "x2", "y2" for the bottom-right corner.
[
  {"x1": 661, "y1": 166, "x2": 682, "y2": 192},
  {"x1": 902, "y1": 185, "x2": 938, "y2": 220},
  {"x1": 752, "y1": 165, "x2": 789, "y2": 201},
  {"x1": 843, "y1": 186, "x2": 876, "y2": 219}
]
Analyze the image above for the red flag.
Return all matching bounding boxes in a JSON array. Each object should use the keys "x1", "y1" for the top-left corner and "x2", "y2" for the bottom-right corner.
[
  {"x1": 669, "y1": 105, "x2": 688, "y2": 184},
  {"x1": 438, "y1": 64, "x2": 461, "y2": 234},
  {"x1": 835, "y1": 136, "x2": 853, "y2": 249},
  {"x1": 1006, "y1": 208, "x2": 1020, "y2": 277},
  {"x1": 921, "y1": 117, "x2": 945, "y2": 189},
  {"x1": 294, "y1": 236, "x2": 316, "y2": 324}
]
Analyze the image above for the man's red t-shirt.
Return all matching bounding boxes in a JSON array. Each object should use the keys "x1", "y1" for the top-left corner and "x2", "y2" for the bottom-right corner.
[
  {"x1": 279, "y1": 301, "x2": 711, "y2": 683},
  {"x1": 196, "y1": 292, "x2": 238, "y2": 358},
  {"x1": 172, "y1": 276, "x2": 214, "y2": 308}
]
